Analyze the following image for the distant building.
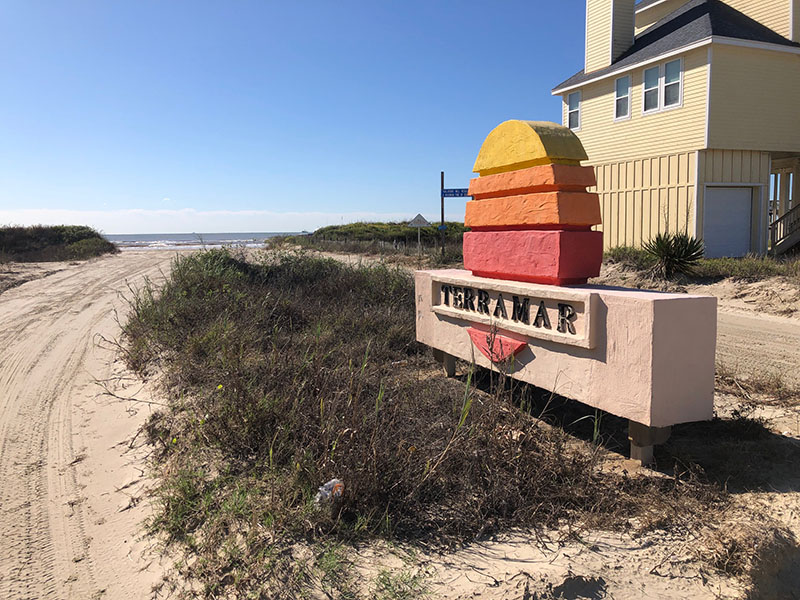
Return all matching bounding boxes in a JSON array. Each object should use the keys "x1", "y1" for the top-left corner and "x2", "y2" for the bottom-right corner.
[{"x1": 552, "y1": 0, "x2": 800, "y2": 256}]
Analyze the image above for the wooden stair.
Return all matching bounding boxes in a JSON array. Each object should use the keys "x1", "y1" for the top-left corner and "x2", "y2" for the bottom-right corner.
[{"x1": 771, "y1": 203, "x2": 800, "y2": 255}]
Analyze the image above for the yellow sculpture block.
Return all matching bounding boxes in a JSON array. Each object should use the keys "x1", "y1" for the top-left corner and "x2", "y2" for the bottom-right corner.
[{"x1": 472, "y1": 120, "x2": 589, "y2": 176}]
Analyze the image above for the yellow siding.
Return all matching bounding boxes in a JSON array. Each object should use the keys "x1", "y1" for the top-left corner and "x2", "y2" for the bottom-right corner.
[
  {"x1": 586, "y1": 0, "x2": 612, "y2": 73},
  {"x1": 696, "y1": 149, "x2": 770, "y2": 251},
  {"x1": 563, "y1": 48, "x2": 708, "y2": 163},
  {"x1": 635, "y1": 0, "x2": 687, "y2": 35},
  {"x1": 722, "y1": 0, "x2": 792, "y2": 38},
  {"x1": 591, "y1": 151, "x2": 697, "y2": 249},
  {"x1": 612, "y1": 0, "x2": 636, "y2": 61},
  {"x1": 708, "y1": 44, "x2": 800, "y2": 152}
]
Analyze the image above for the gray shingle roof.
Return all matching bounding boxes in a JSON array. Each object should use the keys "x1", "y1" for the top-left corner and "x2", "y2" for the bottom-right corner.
[{"x1": 553, "y1": 0, "x2": 800, "y2": 92}]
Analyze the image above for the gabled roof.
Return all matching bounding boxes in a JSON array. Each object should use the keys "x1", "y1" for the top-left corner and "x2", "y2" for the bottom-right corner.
[{"x1": 552, "y1": 0, "x2": 800, "y2": 93}]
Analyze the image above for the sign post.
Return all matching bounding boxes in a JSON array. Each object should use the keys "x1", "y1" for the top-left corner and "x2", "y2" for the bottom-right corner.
[
  {"x1": 440, "y1": 171, "x2": 445, "y2": 258},
  {"x1": 408, "y1": 213, "x2": 431, "y2": 255},
  {"x1": 439, "y1": 171, "x2": 470, "y2": 259}
]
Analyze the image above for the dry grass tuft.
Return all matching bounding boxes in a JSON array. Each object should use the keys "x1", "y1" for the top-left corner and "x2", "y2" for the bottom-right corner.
[
  {"x1": 699, "y1": 511, "x2": 800, "y2": 599},
  {"x1": 716, "y1": 362, "x2": 800, "y2": 406}
]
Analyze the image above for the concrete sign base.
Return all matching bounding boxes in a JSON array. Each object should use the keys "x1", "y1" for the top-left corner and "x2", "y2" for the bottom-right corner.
[{"x1": 416, "y1": 269, "x2": 717, "y2": 449}]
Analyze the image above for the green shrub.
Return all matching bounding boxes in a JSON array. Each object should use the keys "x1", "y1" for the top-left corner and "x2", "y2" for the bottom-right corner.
[
  {"x1": 643, "y1": 232, "x2": 705, "y2": 279},
  {"x1": 67, "y1": 236, "x2": 118, "y2": 259},
  {"x1": 312, "y1": 221, "x2": 467, "y2": 244},
  {"x1": 272, "y1": 221, "x2": 467, "y2": 265},
  {"x1": 604, "y1": 246, "x2": 656, "y2": 271},
  {"x1": 0, "y1": 225, "x2": 118, "y2": 262},
  {"x1": 605, "y1": 244, "x2": 800, "y2": 282}
]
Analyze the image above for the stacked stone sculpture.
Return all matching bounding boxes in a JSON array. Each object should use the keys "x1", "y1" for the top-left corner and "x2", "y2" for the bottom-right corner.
[{"x1": 463, "y1": 120, "x2": 604, "y2": 285}]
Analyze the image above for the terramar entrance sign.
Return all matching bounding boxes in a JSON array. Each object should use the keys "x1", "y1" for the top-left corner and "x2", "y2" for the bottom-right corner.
[{"x1": 415, "y1": 120, "x2": 717, "y2": 465}]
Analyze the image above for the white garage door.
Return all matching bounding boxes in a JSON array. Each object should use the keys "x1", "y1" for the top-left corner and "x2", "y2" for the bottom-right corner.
[{"x1": 703, "y1": 187, "x2": 753, "y2": 258}]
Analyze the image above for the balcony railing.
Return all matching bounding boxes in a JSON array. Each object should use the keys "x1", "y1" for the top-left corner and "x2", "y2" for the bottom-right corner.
[{"x1": 770, "y1": 203, "x2": 800, "y2": 253}]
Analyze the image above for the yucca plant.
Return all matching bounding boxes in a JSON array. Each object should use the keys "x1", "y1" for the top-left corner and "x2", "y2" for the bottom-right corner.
[{"x1": 643, "y1": 232, "x2": 705, "y2": 279}]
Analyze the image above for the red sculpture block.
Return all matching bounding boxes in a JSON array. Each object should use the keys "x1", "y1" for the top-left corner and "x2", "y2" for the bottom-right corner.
[{"x1": 463, "y1": 230, "x2": 603, "y2": 285}]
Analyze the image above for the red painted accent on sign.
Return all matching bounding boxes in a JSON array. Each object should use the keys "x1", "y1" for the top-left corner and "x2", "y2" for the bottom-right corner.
[
  {"x1": 462, "y1": 229, "x2": 603, "y2": 285},
  {"x1": 467, "y1": 327, "x2": 527, "y2": 363}
]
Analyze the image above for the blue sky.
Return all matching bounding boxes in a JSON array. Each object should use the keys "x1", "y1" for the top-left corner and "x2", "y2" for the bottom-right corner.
[{"x1": 0, "y1": 1, "x2": 585, "y2": 233}]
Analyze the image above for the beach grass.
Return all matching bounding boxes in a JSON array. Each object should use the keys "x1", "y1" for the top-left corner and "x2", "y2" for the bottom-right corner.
[
  {"x1": 273, "y1": 221, "x2": 467, "y2": 264},
  {"x1": 123, "y1": 248, "x2": 784, "y2": 598},
  {"x1": 311, "y1": 221, "x2": 468, "y2": 243},
  {"x1": 605, "y1": 245, "x2": 800, "y2": 282},
  {"x1": 0, "y1": 225, "x2": 118, "y2": 262}
]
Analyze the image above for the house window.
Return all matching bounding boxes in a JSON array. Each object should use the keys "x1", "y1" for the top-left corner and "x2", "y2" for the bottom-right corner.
[
  {"x1": 567, "y1": 92, "x2": 581, "y2": 130},
  {"x1": 615, "y1": 76, "x2": 631, "y2": 120},
  {"x1": 663, "y1": 59, "x2": 682, "y2": 107},
  {"x1": 643, "y1": 66, "x2": 660, "y2": 112},
  {"x1": 642, "y1": 58, "x2": 683, "y2": 114}
]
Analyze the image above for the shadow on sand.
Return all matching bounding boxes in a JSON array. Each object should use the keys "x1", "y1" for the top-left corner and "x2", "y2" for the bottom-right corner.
[
  {"x1": 464, "y1": 365, "x2": 800, "y2": 598},
  {"x1": 465, "y1": 365, "x2": 800, "y2": 493}
]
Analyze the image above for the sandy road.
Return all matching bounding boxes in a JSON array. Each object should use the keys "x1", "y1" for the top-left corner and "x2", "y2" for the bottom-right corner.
[
  {"x1": 717, "y1": 309, "x2": 800, "y2": 385},
  {"x1": 0, "y1": 251, "x2": 177, "y2": 600}
]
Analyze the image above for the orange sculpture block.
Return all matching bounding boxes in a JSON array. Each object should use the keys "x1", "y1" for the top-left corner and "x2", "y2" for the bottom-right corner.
[
  {"x1": 467, "y1": 164, "x2": 596, "y2": 200},
  {"x1": 463, "y1": 230, "x2": 603, "y2": 285},
  {"x1": 465, "y1": 191, "x2": 601, "y2": 230}
]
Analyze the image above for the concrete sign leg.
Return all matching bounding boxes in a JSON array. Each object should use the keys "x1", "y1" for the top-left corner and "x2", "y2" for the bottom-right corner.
[
  {"x1": 628, "y1": 421, "x2": 671, "y2": 466},
  {"x1": 442, "y1": 353, "x2": 456, "y2": 378},
  {"x1": 432, "y1": 348, "x2": 457, "y2": 378},
  {"x1": 630, "y1": 443, "x2": 655, "y2": 466}
]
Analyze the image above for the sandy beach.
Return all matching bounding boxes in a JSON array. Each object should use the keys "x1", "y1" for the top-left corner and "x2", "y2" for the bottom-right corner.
[{"x1": 0, "y1": 251, "x2": 177, "y2": 599}]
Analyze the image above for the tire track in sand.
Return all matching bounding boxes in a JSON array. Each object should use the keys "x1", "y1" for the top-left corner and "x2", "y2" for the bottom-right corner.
[
  {"x1": 716, "y1": 310, "x2": 800, "y2": 385},
  {"x1": 0, "y1": 251, "x2": 178, "y2": 599}
]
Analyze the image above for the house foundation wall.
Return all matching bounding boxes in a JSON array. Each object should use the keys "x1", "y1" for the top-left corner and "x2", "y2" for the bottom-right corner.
[
  {"x1": 589, "y1": 149, "x2": 771, "y2": 253},
  {"x1": 589, "y1": 151, "x2": 697, "y2": 249}
]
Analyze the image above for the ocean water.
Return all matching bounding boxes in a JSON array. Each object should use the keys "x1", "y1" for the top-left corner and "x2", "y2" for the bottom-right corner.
[{"x1": 104, "y1": 232, "x2": 305, "y2": 251}]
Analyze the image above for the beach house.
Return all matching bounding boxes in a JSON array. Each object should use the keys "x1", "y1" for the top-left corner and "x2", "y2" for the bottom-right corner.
[{"x1": 552, "y1": 0, "x2": 800, "y2": 257}]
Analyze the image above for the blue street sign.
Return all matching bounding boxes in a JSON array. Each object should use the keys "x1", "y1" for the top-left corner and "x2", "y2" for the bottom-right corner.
[
  {"x1": 441, "y1": 188, "x2": 470, "y2": 198},
  {"x1": 438, "y1": 224, "x2": 448, "y2": 231}
]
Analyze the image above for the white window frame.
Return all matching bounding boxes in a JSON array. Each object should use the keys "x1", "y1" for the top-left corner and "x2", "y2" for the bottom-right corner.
[
  {"x1": 642, "y1": 65, "x2": 661, "y2": 114},
  {"x1": 641, "y1": 58, "x2": 684, "y2": 116},
  {"x1": 662, "y1": 58, "x2": 683, "y2": 110},
  {"x1": 614, "y1": 75, "x2": 631, "y2": 121},
  {"x1": 566, "y1": 91, "x2": 581, "y2": 131}
]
